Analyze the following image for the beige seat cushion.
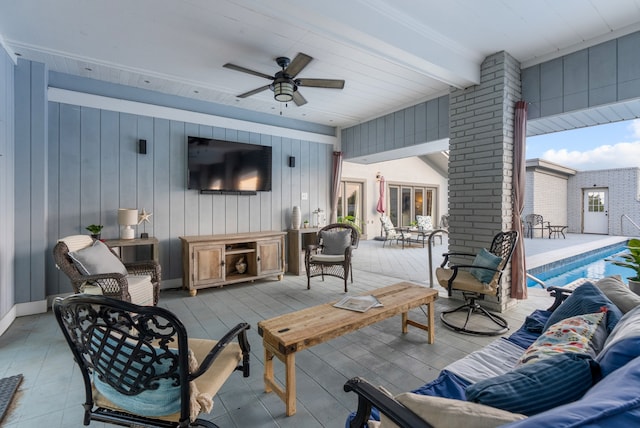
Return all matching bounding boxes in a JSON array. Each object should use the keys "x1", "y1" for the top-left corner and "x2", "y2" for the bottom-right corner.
[
  {"x1": 93, "y1": 337, "x2": 243, "y2": 423},
  {"x1": 126, "y1": 274, "x2": 154, "y2": 306},
  {"x1": 310, "y1": 254, "x2": 345, "y2": 262},
  {"x1": 378, "y1": 393, "x2": 526, "y2": 428},
  {"x1": 436, "y1": 267, "x2": 498, "y2": 294}
]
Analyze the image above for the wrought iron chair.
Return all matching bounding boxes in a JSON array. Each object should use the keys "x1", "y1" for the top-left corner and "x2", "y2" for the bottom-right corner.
[
  {"x1": 53, "y1": 235, "x2": 161, "y2": 305},
  {"x1": 524, "y1": 214, "x2": 550, "y2": 238},
  {"x1": 54, "y1": 294, "x2": 250, "y2": 427},
  {"x1": 435, "y1": 231, "x2": 518, "y2": 335},
  {"x1": 305, "y1": 223, "x2": 360, "y2": 292}
]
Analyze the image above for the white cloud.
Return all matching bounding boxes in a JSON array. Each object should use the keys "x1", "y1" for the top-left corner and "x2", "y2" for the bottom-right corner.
[
  {"x1": 629, "y1": 119, "x2": 640, "y2": 139},
  {"x1": 541, "y1": 141, "x2": 640, "y2": 170}
]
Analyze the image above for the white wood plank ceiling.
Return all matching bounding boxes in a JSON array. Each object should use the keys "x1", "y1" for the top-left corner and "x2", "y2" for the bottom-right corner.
[{"x1": 1, "y1": 0, "x2": 639, "y2": 130}]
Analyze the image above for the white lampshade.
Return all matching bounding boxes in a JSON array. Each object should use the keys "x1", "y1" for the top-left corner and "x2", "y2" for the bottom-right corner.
[{"x1": 118, "y1": 208, "x2": 138, "y2": 239}]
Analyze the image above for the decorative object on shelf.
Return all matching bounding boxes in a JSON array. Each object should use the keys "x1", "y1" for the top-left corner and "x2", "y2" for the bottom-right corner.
[
  {"x1": 137, "y1": 208, "x2": 153, "y2": 239},
  {"x1": 312, "y1": 208, "x2": 326, "y2": 227},
  {"x1": 235, "y1": 257, "x2": 247, "y2": 274},
  {"x1": 303, "y1": 220, "x2": 309, "y2": 228},
  {"x1": 291, "y1": 206, "x2": 301, "y2": 230},
  {"x1": 118, "y1": 208, "x2": 138, "y2": 240},
  {"x1": 85, "y1": 224, "x2": 103, "y2": 239}
]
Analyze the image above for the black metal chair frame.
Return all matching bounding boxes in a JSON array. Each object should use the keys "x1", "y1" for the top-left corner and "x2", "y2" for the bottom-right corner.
[
  {"x1": 524, "y1": 213, "x2": 550, "y2": 238},
  {"x1": 304, "y1": 223, "x2": 360, "y2": 292},
  {"x1": 438, "y1": 231, "x2": 519, "y2": 336},
  {"x1": 53, "y1": 239, "x2": 161, "y2": 305},
  {"x1": 53, "y1": 294, "x2": 250, "y2": 427}
]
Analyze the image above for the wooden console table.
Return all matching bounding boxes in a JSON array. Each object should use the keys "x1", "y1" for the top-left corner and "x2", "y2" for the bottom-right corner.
[
  {"x1": 104, "y1": 237, "x2": 159, "y2": 262},
  {"x1": 287, "y1": 228, "x2": 320, "y2": 275},
  {"x1": 257, "y1": 282, "x2": 438, "y2": 415}
]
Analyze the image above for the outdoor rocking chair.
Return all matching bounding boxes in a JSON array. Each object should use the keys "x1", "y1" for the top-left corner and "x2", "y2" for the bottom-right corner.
[
  {"x1": 435, "y1": 230, "x2": 518, "y2": 336},
  {"x1": 53, "y1": 294, "x2": 251, "y2": 427},
  {"x1": 305, "y1": 223, "x2": 360, "y2": 292}
]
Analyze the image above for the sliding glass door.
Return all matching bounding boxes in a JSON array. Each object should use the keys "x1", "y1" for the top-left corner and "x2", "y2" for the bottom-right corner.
[{"x1": 388, "y1": 184, "x2": 437, "y2": 227}]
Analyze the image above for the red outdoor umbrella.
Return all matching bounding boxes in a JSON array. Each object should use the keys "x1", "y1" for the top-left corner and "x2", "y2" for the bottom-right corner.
[{"x1": 376, "y1": 176, "x2": 385, "y2": 214}]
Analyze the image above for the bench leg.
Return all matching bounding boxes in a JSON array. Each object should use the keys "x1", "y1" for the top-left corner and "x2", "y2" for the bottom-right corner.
[{"x1": 401, "y1": 302, "x2": 435, "y2": 344}]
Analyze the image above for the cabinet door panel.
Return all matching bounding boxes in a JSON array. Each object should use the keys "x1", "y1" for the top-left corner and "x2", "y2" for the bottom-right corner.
[
  {"x1": 257, "y1": 239, "x2": 283, "y2": 275},
  {"x1": 193, "y1": 244, "x2": 224, "y2": 285}
]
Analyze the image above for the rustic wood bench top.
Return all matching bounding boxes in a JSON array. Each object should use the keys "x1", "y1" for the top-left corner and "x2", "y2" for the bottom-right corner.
[{"x1": 257, "y1": 281, "x2": 438, "y2": 415}]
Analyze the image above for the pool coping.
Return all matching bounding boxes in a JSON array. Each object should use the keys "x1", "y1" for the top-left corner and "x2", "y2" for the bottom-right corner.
[{"x1": 526, "y1": 236, "x2": 629, "y2": 271}]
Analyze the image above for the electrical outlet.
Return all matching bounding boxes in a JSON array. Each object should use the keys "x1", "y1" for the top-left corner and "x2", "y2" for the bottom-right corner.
[{"x1": 301, "y1": 192, "x2": 308, "y2": 200}]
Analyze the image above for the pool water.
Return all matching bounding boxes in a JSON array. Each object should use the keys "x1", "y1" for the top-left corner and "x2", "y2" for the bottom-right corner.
[{"x1": 527, "y1": 244, "x2": 634, "y2": 288}]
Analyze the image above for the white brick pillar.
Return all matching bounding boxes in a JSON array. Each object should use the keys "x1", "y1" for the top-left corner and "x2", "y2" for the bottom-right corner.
[{"x1": 448, "y1": 51, "x2": 522, "y2": 312}]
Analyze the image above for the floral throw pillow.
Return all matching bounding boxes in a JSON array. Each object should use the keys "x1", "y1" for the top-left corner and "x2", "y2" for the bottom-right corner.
[{"x1": 518, "y1": 311, "x2": 608, "y2": 365}]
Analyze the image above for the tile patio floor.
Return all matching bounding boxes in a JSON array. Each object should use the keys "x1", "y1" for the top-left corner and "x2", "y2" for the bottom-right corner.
[{"x1": 0, "y1": 233, "x2": 626, "y2": 427}]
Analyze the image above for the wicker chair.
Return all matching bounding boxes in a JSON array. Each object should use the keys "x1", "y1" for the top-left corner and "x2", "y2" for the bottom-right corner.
[
  {"x1": 305, "y1": 223, "x2": 360, "y2": 292},
  {"x1": 53, "y1": 235, "x2": 161, "y2": 305},
  {"x1": 54, "y1": 294, "x2": 250, "y2": 427}
]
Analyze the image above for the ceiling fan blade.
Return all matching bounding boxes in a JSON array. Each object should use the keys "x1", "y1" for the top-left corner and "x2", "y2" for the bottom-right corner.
[
  {"x1": 285, "y1": 53, "x2": 312, "y2": 77},
  {"x1": 237, "y1": 85, "x2": 271, "y2": 98},
  {"x1": 296, "y1": 78, "x2": 345, "y2": 89},
  {"x1": 223, "y1": 63, "x2": 274, "y2": 80},
  {"x1": 293, "y1": 91, "x2": 307, "y2": 106}
]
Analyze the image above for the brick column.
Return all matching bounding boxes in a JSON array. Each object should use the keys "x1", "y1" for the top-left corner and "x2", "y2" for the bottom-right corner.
[{"x1": 448, "y1": 51, "x2": 522, "y2": 312}]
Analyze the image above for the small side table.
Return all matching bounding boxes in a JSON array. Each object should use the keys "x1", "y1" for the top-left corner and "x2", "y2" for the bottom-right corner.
[
  {"x1": 547, "y1": 226, "x2": 567, "y2": 239},
  {"x1": 104, "y1": 237, "x2": 159, "y2": 262}
]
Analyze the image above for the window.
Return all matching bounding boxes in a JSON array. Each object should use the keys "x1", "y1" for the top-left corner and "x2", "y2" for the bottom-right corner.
[
  {"x1": 388, "y1": 184, "x2": 437, "y2": 227},
  {"x1": 337, "y1": 180, "x2": 365, "y2": 233}
]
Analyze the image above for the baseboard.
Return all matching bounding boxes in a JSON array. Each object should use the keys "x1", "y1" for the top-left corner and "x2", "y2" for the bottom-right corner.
[
  {"x1": 0, "y1": 299, "x2": 47, "y2": 337},
  {"x1": 0, "y1": 306, "x2": 17, "y2": 337}
]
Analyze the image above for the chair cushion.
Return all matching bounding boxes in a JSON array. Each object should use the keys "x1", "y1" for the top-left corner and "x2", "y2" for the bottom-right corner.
[
  {"x1": 436, "y1": 268, "x2": 497, "y2": 294},
  {"x1": 518, "y1": 311, "x2": 607, "y2": 365},
  {"x1": 597, "y1": 305, "x2": 640, "y2": 376},
  {"x1": 59, "y1": 234, "x2": 94, "y2": 252},
  {"x1": 543, "y1": 281, "x2": 623, "y2": 334},
  {"x1": 466, "y1": 353, "x2": 601, "y2": 416},
  {"x1": 469, "y1": 249, "x2": 502, "y2": 284},
  {"x1": 68, "y1": 240, "x2": 128, "y2": 276},
  {"x1": 126, "y1": 275, "x2": 155, "y2": 306},
  {"x1": 595, "y1": 275, "x2": 640, "y2": 314},
  {"x1": 320, "y1": 229, "x2": 351, "y2": 255},
  {"x1": 416, "y1": 215, "x2": 433, "y2": 230},
  {"x1": 310, "y1": 254, "x2": 345, "y2": 263},
  {"x1": 378, "y1": 393, "x2": 526, "y2": 428}
]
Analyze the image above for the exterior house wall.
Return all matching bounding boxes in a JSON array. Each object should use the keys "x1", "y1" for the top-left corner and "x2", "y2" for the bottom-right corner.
[
  {"x1": 342, "y1": 157, "x2": 448, "y2": 238},
  {"x1": 568, "y1": 168, "x2": 640, "y2": 236}
]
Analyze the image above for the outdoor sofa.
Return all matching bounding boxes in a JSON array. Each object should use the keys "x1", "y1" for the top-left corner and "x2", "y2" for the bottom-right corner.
[{"x1": 345, "y1": 276, "x2": 640, "y2": 427}]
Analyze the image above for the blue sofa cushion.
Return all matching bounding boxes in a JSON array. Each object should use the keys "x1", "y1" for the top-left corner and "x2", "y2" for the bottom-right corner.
[
  {"x1": 465, "y1": 353, "x2": 600, "y2": 416},
  {"x1": 543, "y1": 281, "x2": 622, "y2": 334},
  {"x1": 502, "y1": 355, "x2": 640, "y2": 427},
  {"x1": 469, "y1": 248, "x2": 502, "y2": 284}
]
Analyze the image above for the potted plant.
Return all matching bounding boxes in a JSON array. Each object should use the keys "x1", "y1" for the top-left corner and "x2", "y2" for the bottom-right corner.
[
  {"x1": 338, "y1": 215, "x2": 363, "y2": 234},
  {"x1": 303, "y1": 219, "x2": 309, "y2": 228},
  {"x1": 86, "y1": 224, "x2": 104, "y2": 239},
  {"x1": 606, "y1": 238, "x2": 640, "y2": 293}
]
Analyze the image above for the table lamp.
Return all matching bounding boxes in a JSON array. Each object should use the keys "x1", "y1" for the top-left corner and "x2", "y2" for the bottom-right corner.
[{"x1": 118, "y1": 208, "x2": 138, "y2": 239}]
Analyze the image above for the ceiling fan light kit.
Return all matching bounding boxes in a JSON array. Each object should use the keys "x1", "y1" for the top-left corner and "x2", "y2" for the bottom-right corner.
[{"x1": 224, "y1": 53, "x2": 345, "y2": 106}]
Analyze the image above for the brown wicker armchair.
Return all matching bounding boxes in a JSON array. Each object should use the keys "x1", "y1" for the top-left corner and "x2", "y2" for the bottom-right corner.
[
  {"x1": 304, "y1": 223, "x2": 360, "y2": 292},
  {"x1": 53, "y1": 235, "x2": 161, "y2": 305}
]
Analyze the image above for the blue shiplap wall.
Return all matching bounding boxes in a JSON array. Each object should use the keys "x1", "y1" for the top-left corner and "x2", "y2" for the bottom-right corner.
[
  {"x1": 0, "y1": 45, "x2": 15, "y2": 319},
  {"x1": 341, "y1": 95, "x2": 449, "y2": 158},
  {"x1": 523, "y1": 31, "x2": 640, "y2": 120},
  {"x1": 45, "y1": 102, "x2": 332, "y2": 296}
]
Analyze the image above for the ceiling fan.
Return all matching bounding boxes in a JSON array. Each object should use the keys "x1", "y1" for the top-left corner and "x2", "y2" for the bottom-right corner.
[{"x1": 223, "y1": 53, "x2": 345, "y2": 106}]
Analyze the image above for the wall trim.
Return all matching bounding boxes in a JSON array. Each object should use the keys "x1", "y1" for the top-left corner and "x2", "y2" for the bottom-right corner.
[
  {"x1": 48, "y1": 88, "x2": 337, "y2": 146},
  {"x1": 0, "y1": 299, "x2": 47, "y2": 337}
]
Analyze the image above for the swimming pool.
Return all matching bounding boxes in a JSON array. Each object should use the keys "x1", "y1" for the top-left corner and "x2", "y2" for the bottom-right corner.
[{"x1": 527, "y1": 243, "x2": 633, "y2": 288}]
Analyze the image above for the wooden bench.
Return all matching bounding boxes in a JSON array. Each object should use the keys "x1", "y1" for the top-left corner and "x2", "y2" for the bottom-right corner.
[{"x1": 257, "y1": 282, "x2": 439, "y2": 415}]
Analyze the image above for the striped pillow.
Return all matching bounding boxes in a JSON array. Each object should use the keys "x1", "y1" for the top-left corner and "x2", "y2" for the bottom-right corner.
[{"x1": 465, "y1": 353, "x2": 601, "y2": 416}]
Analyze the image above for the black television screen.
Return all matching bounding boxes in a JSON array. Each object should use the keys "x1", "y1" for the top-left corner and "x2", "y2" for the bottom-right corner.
[{"x1": 187, "y1": 137, "x2": 272, "y2": 193}]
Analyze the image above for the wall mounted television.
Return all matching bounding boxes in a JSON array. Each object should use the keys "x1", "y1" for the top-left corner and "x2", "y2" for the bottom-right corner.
[{"x1": 187, "y1": 136, "x2": 272, "y2": 194}]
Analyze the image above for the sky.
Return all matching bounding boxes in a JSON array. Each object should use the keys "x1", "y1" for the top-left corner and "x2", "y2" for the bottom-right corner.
[{"x1": 526, "y1": 118, "x2": 640, "y2": 171}]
